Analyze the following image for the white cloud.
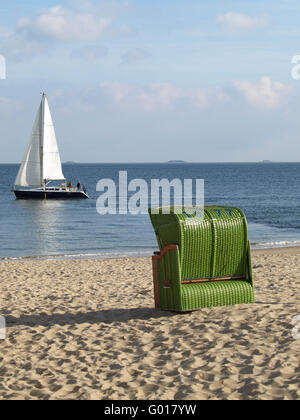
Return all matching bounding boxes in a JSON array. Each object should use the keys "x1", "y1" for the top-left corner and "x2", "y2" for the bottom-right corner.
[
  {"x1": 232, "y1": 77, "x2": 291, "y2": 109},
  {"x1": 100, "y1": 78, "x2": 291, "y2": 111},
  {"x1": 121, "y1": 48, "x2": 151, "y2": 64},
  {"x1": 100, "y1": 82, "x2": 230, "y2": 111},
  {"x1": 17, "y1": 5, "x2": 110, "y2": 42},
  {"x1": 0, "y1": 2, "x2": 124, "y2": 61},
  {"x1": 216, "y1": 12, "x2": 268, "y2": 33}
]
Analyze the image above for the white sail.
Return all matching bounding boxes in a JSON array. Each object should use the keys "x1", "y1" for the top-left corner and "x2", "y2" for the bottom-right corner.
[
  {"x1": 42, "y1": 95, "x2": 65, "y2": 181},
  {"x1": 14, "y1": 102, "x2": 43, "y2": 187}
]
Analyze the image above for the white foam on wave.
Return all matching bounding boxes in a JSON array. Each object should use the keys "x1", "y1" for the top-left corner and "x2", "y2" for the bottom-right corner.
[
  {"x1": 0, "y1": 250, "x2": 156, "y2": 262},
  {"x1": 251, "y1": 240, "x2": 300, "y2": 249}
]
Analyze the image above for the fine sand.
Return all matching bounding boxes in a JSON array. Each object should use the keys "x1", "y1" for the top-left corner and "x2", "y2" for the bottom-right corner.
[{"x1": 0, "y1": 247, "x2": 299, "y2": 400}]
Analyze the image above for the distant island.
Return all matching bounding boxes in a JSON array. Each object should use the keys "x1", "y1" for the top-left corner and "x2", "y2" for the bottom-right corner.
[
  {"x1": 168, "y1": 160, "x2": 186, "y2": 163},
  {"x1": 64, "y1": 161, "x2": 78, "y2": 165},
  {"x1": 261, "y1": 160, "x2": 272, "y2": 163}
]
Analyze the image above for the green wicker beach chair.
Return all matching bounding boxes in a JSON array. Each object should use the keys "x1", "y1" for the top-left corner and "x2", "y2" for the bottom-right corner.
[{"x1": 149, "y1": 206, "x2": 254, "y2": 312}]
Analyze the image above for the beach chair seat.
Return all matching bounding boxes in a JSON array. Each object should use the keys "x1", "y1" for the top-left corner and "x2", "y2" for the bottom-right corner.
[
  {"x1": 149, "y1": 206, "x2": 255, "y2": 312},
  {"x1": 181, "y1": 280, "x2": 254, "y2": 311}
]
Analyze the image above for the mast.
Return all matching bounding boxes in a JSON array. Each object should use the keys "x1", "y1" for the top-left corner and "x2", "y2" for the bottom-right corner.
[{"x1": 41, "y1": 92, "x2": 45, "y2": 189}]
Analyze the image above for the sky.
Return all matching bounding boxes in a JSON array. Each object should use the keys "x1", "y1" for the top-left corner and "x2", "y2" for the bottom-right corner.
[{"x1": 0, "y1": 0, "x2": 300, "y2": 163}]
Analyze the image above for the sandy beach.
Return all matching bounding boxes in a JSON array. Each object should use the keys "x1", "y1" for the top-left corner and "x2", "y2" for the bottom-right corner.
[{"x1": 0, "y1": 247, "x2": 299, "y2": 400}]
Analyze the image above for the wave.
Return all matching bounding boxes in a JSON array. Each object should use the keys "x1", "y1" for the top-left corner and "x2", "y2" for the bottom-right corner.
[
  {"x1": 0, "y1": 249, "x2": 156, "y2": 262},
  {"x1": 251, "y1": 240, "x2": 300, "y2": 249}
]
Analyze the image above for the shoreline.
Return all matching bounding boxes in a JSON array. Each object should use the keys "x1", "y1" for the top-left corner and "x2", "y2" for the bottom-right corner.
[{"x1": 1, "y1": 244, "x2": 300, "y2": 263}]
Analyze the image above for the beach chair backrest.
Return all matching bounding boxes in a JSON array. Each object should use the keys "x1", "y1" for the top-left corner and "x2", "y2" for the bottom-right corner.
[{"x1": 149, "y1": 206, "x2": 249, "y2": 280}]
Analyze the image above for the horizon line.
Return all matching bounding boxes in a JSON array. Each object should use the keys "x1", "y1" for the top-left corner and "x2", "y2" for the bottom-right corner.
[{"x1": 1, "y1": 161, "x2": 300, "y2": 165}]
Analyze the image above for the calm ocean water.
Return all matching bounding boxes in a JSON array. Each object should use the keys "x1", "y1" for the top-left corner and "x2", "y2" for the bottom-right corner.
[{"x1": 0, "y1": 162, "x2": 299, "y2": 259}]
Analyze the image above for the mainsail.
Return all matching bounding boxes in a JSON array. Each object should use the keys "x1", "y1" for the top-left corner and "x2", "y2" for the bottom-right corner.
[
  {"x1": 14, "y1": 94, "x2": 65, "y2": 187},
  {"x1": 42, "y1": 96, "x2": 65, "y2": 181}
]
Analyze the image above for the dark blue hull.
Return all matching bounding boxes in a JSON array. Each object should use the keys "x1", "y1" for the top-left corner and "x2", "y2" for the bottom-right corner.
[{"x1": 14, "y1": 189, "x2": 88, "y2": 200}]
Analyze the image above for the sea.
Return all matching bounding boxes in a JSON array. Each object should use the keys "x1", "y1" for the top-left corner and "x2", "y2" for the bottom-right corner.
[{"x1": 0, "y1": 162, "x2": 299, "y2": 260}]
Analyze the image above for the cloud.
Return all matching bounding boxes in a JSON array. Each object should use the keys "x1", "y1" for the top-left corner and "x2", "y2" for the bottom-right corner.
[
  {"x1": 100, "y1": 82, "x2": 230, "y2": 111},
  {"x1": 121, "y1": 48, "x2": 151, "y2": 64},
  {"x1": 216, "y1": 12, "x2": 268, "y2": 33},
  {"x1": 71, "y1": 45, "x2": 108, "y2": 61},
  {"x1": 0, "y1": 2, "x2": 125, "y2": 62},
  {"x1": 100, "y1": 78, "x2": 291, "y2": 112},
  {"x1": 232, "y1": 77, "x2": 291, "y2": 109},
  {"x1": 16, "y1": 5, "x2": 110, "y2": 42}
]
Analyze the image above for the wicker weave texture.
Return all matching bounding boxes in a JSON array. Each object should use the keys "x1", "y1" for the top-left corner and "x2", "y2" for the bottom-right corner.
[
  {"x1": 181, "y1": 281, "x2": 254, "y2": 311},
  {"x1": 149, "y1": 206, "x2": 255, "y2": 311}
]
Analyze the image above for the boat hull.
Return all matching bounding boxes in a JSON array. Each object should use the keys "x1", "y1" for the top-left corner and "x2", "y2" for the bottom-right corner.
[{"x1": 14, "y1": 189, "x2": 89, "y2": 200}]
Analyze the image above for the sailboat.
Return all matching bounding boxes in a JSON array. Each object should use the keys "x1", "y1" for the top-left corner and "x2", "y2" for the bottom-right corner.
[{"x1": 14, "y1": 93, "x2": 88, "y2": 199}]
